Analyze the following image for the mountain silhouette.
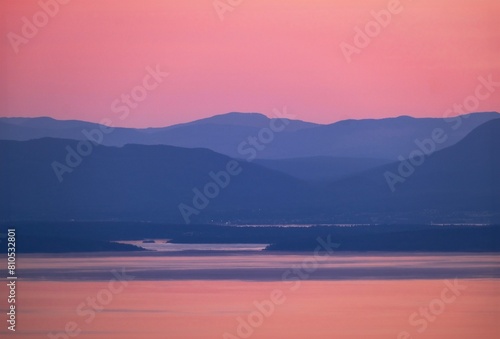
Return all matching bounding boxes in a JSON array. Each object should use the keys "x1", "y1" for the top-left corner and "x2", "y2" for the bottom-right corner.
[
  {"x1": 0, "y1": 118, "x2": 498, "y2": 224},
  {"x1": 1, "y1": 112, "x2": 498, "y2": 160}
]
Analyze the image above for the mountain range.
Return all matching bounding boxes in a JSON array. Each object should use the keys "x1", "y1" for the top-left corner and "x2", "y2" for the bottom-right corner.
[
  {"x1": 0, "y1": 113, "x2": 498, "y2": 224},
  {"x1": 1, "y1": 111, "x2": 498, "y2": 160}
]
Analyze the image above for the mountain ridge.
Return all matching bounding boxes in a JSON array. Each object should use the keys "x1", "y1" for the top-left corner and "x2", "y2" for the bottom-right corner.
[
  {"x1": 1, "y1": 112, "x2": 498, "y2": 161},
  {"x1": 0, "y1": 118, "x2": 498, "y2": 224}
]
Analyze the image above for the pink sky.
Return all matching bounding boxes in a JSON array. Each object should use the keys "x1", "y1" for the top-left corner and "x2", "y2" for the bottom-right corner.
[{"x1": 1, "y1": 0, "x2": 499, "y2": 127}]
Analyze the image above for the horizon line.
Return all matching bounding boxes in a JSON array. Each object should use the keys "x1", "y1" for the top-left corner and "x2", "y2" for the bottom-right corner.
[{"x1": 0, "y1": 110, "x2": 499, "y2": 130}]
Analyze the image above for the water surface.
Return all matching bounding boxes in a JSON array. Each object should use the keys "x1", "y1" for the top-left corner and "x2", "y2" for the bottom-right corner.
[{"x1": 1, "y1": 253, "x2": 499, "y2": 338}]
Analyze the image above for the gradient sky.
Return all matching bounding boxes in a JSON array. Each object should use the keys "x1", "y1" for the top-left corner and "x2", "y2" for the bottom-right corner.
[{"x1": 1, "y1": 0, "x2": 499, "y2": 127}]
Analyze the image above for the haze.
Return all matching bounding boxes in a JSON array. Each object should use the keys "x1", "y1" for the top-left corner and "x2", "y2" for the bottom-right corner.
[{"x1": 1, "y1": 0, "x2": 499, "y2": 127}]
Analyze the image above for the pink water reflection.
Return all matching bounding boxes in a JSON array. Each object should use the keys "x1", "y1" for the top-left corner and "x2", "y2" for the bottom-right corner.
[{"x1": 5, "y1": 279, "x2": 500, "y2": 339}]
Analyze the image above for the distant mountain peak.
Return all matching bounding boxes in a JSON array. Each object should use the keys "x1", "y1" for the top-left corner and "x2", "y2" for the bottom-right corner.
[
  {"x1": 194, "y1": 112, "x2": 271, "y2": 126},
  {"x1": 173, "y1": 111, "x2": 319, "y2": 131}
]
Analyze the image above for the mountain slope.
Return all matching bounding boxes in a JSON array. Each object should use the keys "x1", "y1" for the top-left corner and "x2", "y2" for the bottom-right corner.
[
  {"x1": 323, "y1": 118, "x2": 500, "y2": 222},
  {"x1": 1, "y1": 112, "x2": 498, "y2": 160},
  {"x1": 0, "y1": 138, "x2": 314, "y2": 223},
  {"x1": 252, "y1": 112, "x2": 500, "y2": 159},
  {"x1": 0, "y1": 116, "x2": 149, "y2": 144},
  {"x1": 162, "y1": 112, "x2": 318, "y2": 131},
  {"x1": 0, "y1": 119, "x2": 498, "y2": 224},
  {"x1": 255, "y1": 156, "x2": 392, "y2": 182}
]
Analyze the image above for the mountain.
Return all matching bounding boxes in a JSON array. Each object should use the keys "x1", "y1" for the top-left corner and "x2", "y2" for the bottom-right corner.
[
  {"x1": 162, "y1": 112, "x2": 318, "y2": 131},
  {"x1": 0, "y1": 118, "x2": 498, "y2": 224},
  {"x1": 0, "y1": 116, "x2": 149, "y2": 145},
  {"x1": 322, "y1": 118, "x2": 500, "y2": 222},
  {"x1": 128, "y1": 112, "x2": 318, "y2": 157},
  {"x1": 250, "y1": 112, "x2": 500, "y2": 159},
  {"x1": 1, "y1": 112, "x2": 498, "y2": 160},
  {"x1": 255, "y1": 156, "x2": 392, "y2": 182},
  {"x1": 0, "y1": 138, "x2": 314, "y2": 223}
]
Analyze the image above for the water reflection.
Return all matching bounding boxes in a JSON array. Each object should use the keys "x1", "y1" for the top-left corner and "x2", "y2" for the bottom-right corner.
[{"x1": 14, "y1": 253, "x2": 500, "y2": 281}]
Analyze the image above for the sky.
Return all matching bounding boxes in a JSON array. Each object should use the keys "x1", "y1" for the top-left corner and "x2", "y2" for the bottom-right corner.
[{"x1": 1, "y1": 0, "x2": 499, "y2": 128}]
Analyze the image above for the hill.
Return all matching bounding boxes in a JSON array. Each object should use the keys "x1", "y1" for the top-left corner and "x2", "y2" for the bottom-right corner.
[
  {"x1": 1, "y1": 112, "x2": 498, "y2": 160},
  {"x1": 0, "y1": 119, "x2": 498, "y2": 224}
]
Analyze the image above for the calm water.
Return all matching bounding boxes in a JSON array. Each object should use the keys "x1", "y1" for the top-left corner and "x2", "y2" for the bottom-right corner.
[{"x1": 1, "y1": 253, "x2": 499, "y2": 338}]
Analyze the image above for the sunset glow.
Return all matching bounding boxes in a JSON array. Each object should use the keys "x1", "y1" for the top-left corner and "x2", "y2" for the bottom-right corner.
[{"x1": 1, "y1": 0, "x2": 499, "y2": 127}]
